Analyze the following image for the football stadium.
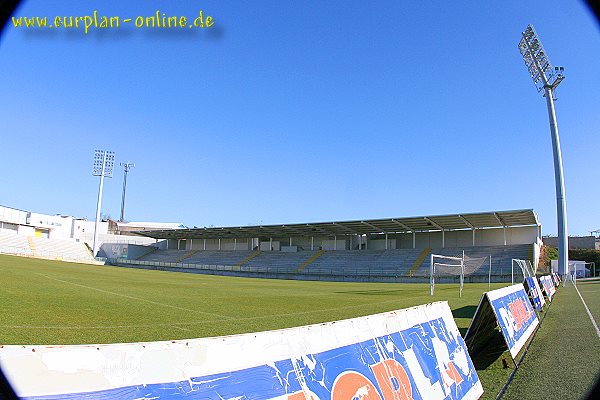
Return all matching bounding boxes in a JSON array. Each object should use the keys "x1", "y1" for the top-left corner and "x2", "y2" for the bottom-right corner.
[
  {"x1": 2, "y1": 1, "x2": 600, "y2": 400},
  {"x1": 1, "y1": 205, "x2": 599, "y2": 399}
]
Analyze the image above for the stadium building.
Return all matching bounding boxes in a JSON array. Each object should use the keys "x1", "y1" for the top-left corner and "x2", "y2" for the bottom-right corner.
[
  {"x1": 107, "y1": 208, "x2": 544, "y2": 283},
  {"x1": 0, "y1": 204, "x2": 176, "y2": 262}
]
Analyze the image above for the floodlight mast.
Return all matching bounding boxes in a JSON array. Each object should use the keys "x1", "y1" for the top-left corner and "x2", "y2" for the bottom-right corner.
[
  {"x1": 119, "y1": 162, "x2": 135, "y2": 222},
  {"x1": 92, "y1": 150, "x2": 115, "y2": 257},
  {"x1": 518, "y1": 24, "x2": 569, "y2": 279}
]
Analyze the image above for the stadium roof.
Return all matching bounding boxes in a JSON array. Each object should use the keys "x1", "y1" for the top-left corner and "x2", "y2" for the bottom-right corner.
[{"x1": 134, "y1": 209, "x2": 539, "y2": 240}]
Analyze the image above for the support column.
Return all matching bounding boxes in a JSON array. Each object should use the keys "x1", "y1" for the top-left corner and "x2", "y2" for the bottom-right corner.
[
  {"x1": 442, "y1": 230, "x2": 445, "y2": 248},
  {"x1": 334, "y1": 235, "x2": 337, "y2": 251},
  {"x1": 472, "y1": 228, "x2": 476, "y2": 246},
  {"x1": 218, "y1": 238, "x2": 221, "y2": 250},
  {"x1": 269, "y1": 237, "x2": 272, "y2": 251},
  {"x1": 203, "y1": 239, "x2": 206, "y2": 250},
  {"x1": 385, "y1": 233, "x2": 388, "y2": 250},
  {"x1": 413, "y1": 232, "x2": 416, "y2": 249},
  {"x1": 234, "y1": 238, "x2": 237, "y2": 251},
  {"x1": 311, "y1": 236, "x2": 314, "y2": 251}
]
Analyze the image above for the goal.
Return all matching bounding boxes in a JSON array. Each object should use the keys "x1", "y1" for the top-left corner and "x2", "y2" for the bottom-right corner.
[
  {"x1": 430, "y1": 252, "x2": 465, "y2": 297},
  {"x1": 430, "y1": 252, "x2": 492, "y2": 296}
]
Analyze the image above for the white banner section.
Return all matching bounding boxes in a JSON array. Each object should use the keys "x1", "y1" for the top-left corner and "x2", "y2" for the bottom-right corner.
[{"x1": 0, "y1": 301, "x2": 483, "y2": 400}]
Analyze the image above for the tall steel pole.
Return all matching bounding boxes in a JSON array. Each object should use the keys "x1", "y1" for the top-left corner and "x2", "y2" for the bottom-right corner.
[
  {"x1": 544, "y1": 85, "x2": 569, "y2": 279},
  {"x1": 92, "y1": 152, "x2": 106, "y2": 258},
  {"x1": 518, "y1": 25, "x2": 569, "y2": 278},
  {"x1": 119, "y1": 162, "x2": 135, "y2": 222},
  {"x1": 92, "y1": 150, "x2": 115, "y2": 258}
]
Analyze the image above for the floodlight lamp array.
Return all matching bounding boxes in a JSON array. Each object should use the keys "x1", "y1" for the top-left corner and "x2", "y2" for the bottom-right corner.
[
  {"x1": 518, "y1": 24, "x2": 559, "y2": 92},
  {"x1": 93, "y1": 150, "x2": 115, "y2": 177}
]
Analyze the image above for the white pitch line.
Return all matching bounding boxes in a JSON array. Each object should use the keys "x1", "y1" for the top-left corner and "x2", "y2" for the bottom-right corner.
[
  {"x1": 1, "y1": 296, "x2": 406, "y2": 330},
  {"x1": 573, "y1": 283, "x2": 600, "y2": 339},
  {"x1": 35, "y1": 273, "x2": 236, "y2": 320}
]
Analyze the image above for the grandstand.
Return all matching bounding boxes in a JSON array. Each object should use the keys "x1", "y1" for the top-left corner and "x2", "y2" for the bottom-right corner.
[
  {"x1": 0, "y1": 230, "x2": 96, "y2": 263},
  {"x1": 107, "y1": 209, "x2": 542, "y2": 283},
  {"x1": 0, "y1": 204, "x2": 176, "y2": 263}
]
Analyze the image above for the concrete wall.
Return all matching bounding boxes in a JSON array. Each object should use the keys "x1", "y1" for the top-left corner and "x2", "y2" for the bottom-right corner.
[
  {"x1": 394, "y1": 226, "x2": 538, "y2": 249},
  {"x1": 321, "y1": 239, "x2": 347, "y2": 250},
  {"x1": 260, "y1": 241, "x2": 281, "y2": 251},
  {"x1": 543, "y1": 236, "x2": 596, "y2": 249},
  {"x1": 99, "y1": 243, "x2": 154, "y2": 260},
  {"x1": 0, "y1": 205, "x2": 27, "y2": 225}
]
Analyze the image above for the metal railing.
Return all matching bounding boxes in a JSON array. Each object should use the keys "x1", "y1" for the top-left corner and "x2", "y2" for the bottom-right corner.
[{"x1": 108, "y1": 258, "x2": 515, "y2": 283}]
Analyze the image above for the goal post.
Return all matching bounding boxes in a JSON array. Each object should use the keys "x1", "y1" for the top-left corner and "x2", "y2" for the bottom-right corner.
[
  {"x1": 430, "y1": 252, "x2": 493, "y2": 296},
  {"x1": 430, "y1": 252, "x2": 465, "y2": 297},
  {"x1": 512, "y1": 258, "x2": 535, "y2": 284}
]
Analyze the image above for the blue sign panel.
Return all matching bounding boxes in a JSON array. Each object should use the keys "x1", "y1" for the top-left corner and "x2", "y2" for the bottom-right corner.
[
  {"x1": 539, "y1": 275, "x2": 556, "y2": 300},
  {"x1": 487, "y1": 284, "x2": 539, "y2": 358},
  {"x1": 10, "y1": 305, "x2": 483, "y2": 400},
  {"x1": 524, "y1": 277, "x2": 545, "y2": 311},
  {"x1": 552, "y1": 273, "x2": 560, "y2": 287}
]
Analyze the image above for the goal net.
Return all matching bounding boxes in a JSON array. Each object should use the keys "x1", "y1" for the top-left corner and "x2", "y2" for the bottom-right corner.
[
  {"x1": 430, "y1": 253, "x2": 464, "y2": 297},
  {"x1": 430, "y1": 253, "x2": 492, "y2": 296}
]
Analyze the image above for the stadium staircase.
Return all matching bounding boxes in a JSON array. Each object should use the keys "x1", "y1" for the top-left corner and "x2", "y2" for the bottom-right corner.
[
  {"x1": 27, "y1": 236, "x2": 37, "y2": 257},
  {"x1": 174, "y1": 250, "x2": 198, "y2": 263},
  {"x1": 406, "y1": 247, "x2": 431, "y2": 277},
  {"x1": 296, "y1": 249, "x2": 325, "y2": 273},
  {"x1": 234, "y1": 250, "x2": 262, "y2": 270}
]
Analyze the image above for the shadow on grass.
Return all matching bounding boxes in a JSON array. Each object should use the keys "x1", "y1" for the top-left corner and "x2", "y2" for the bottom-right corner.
[{"x1": 452, "y1": 305, "x2": 478, "y2": 319}]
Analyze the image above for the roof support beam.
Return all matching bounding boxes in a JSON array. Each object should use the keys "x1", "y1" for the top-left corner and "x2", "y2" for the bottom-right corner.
[
  {"x1": 390, "y1": 219, "x2": 413, "y2": 233},
  {"x1": 424, "y1": 217, "x2": 444, "y2": 231},
  {"x1": 361, "y1": 221, "x2": 384, "y2": 232},
  {"x1": 332, "y1": 222, "x2": 354, "y2": 234}
]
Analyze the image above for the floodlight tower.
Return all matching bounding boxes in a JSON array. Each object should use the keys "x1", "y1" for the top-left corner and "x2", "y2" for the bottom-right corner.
[
  {"x1": 119, "y1": 162, "x2": 135, "y2": 222},
  {"x1": 518, "y1": 25, "x2": 568, "y2": 278},
  {"x1": 92, "y1": 150, "x2": 115, "y2": 257}
]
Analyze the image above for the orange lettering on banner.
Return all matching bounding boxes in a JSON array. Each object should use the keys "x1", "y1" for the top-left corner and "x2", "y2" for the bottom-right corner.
[
  {"x1": 332, "y1": 371, "x2": 383, "y2": 400},
  {"x1": 372, "y1": 359, "x2": 413, "y2": 400},
  {"x1": 445, "y1": 362, "x2": 464, "y2": 386},
  {"x1": 288, "y1": 392, "x2": 307, "y2": 400},
  {"x1": 509, "y1": 299, "x2": 532, "y2": 331},
  {"x1": 287, "y1": 391, "x2": 320, "y2": 400}
]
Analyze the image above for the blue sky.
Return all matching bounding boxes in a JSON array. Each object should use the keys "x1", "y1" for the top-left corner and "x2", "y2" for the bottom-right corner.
[{"x1": 1, "y1": 0, "x2": 599, "y2": 236}]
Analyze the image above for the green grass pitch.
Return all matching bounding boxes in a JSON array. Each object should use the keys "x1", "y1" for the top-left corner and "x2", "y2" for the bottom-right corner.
[{"x1": 1, "y1": 254, "x2": 598, "y2": 398}]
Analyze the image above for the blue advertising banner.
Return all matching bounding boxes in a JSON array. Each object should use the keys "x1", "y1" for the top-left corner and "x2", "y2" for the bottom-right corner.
[
  {"x1": 539, "y1": 275, "x2": 556, "y2": 300},
  {"x1": 552, "y1": 273, "x2": 560, "y2": 287},
  {"x1": 0, "y1": 302, "x2": 484, "y2": 400},
  {"x1": 487, "y1": 284, "x2": 539, "y2": 358},
  {"x1": 524, "y1": 276, "x2": 545, "y2": 311},
  {"x1": 465, "y1": 284, "x2": 539, "y2": 360}
]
